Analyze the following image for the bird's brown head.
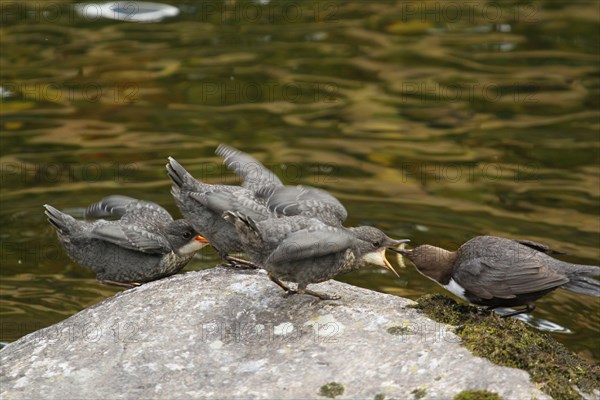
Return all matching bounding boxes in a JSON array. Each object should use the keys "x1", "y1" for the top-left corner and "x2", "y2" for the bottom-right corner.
[{"x1": 391, "y1": 244, "x2": 456, "y2": 284}]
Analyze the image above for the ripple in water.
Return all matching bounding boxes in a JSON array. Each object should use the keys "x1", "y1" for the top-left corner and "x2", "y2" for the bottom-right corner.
[
  {"x1": 494, "y1": 308, "x2": 573, "y2": 334},
  {"x1": 76, "y1": 2, "x2": 179, "y2": 23}
]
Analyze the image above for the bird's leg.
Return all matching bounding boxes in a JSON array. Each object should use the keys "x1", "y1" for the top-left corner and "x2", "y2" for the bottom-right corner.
[
  {"x1": 224, "y1": 255, "x2": 259, "y2": 269},
  {"x1": 268, "y1": 274, "x2": 296, "y2": 294},
  {"x1": 500, "y1": 303, "x2": 536, "y2": 318},
  {"x1": 296, "y1": 284, "x2": 341, "y2": 301},
  {"x1": 98, "y1": 279, "x2": 141, "y2": 289}
]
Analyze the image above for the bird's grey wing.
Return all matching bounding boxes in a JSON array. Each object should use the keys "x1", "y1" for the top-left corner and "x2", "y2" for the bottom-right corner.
[
  {"x1": 513, "y1": 239, "x2": 565, "y2": 255},
  {"x1": 266, "y1": 185, "x2": 347, "y2": 226},
  {"x1": 90, "y1": 222, "x2": 171, "y2": 254},
  {"x1": 267, "y1": 226, "x2": 353, "y2": 264},
  {"x1": 84, "y1": 195, "x2": 138, "y2": 219},
  {"x1": 455, "y1": 258, "x2": 569, "y2": 299},
  {"x1": 190, "y1": 189, "x2": 269, "y2": 220},
  {"x1": 216, "y1": 144, "x2": 283, "y2": 193},
  {"x1": 119, "y1": 200, "x2": 174, "y2": 226},
  {"x1": 85, "y1": 196, "x2": 173, "y2": 233}
]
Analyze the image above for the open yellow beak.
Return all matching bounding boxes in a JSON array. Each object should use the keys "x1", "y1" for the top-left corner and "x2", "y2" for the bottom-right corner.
[
  {"x1": 382, "y1": 249, "x2": 400, "y2": 277},
  {"x1": 362, "y1": 248, "x2": 400, "y2": 278}
]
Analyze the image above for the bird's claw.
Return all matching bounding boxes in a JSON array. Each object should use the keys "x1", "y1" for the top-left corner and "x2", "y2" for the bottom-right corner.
[
  {"x1": 298, "y1": 288, "x2": 341, "y2": 301},
  {"x1": 224, "y1": 256, "x2": 259, "y2": 269},
  {"x1": 282, "y1": 289, "x2": 298, "y2": 298},
  {"x1": 99, "y1": 279, "x2": 141, "y2": 289},
  {"x1": 222, "y1": 261, "x2": 257, "y2": 270}
]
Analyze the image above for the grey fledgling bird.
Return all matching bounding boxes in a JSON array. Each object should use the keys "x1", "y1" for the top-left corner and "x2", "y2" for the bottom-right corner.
[
  {"x1": 224, "y1": 211, "x2": 409, "y2": 300},
  {"x1": 217, "y1": 145, "x2": 347, "y2": 227},
  {"x1": 44, "y1": 195, "x2": 209, "y2": 287},
  {"x1": 166, "y1": 157, "x2": 275, "y2": 267},
  {"x1": 215, "y1": 144, "x2": 283, "y2": 195},
  {"x1": 392, "y1": 236, "x2": 600, "y2": 316}
]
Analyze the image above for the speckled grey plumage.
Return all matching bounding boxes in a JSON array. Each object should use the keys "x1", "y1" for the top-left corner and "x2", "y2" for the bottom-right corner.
[
  {"x1": 395, "y1": 235, "x2": 599, "y2": 313},
  {"x1": 44, "y1": 196, "x2": 207, "y2": 283},
  {"x1": 260, "y1": 185, "x2": 348, "y2": 227},
  {"x1": 224, "y1": 211, "x2": 407, "y2": 296},
  {"x1": 215, "y1": 144, "x2": 283, "y2": 195},
  {"x1": 217, "y1": 145, "x2": 347, "y2": 226},
  {"x1": 167, "y1": 157, "x2": 272, "y2": 258}
]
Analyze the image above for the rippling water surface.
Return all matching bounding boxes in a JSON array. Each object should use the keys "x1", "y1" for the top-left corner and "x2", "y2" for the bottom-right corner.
[{"x1": 1, "y1": 0, "x2": 598, "y2": 362}]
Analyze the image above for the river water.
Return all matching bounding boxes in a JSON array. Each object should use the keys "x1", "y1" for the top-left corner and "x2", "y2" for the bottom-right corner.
[{"x1": 1, "y1": 0, "x2": 598, "y2": 362}]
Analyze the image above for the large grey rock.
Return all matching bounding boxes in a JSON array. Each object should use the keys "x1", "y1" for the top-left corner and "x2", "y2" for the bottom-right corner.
[{"x1": 1, "y1": 267, "x2": 549, "y2": 400}]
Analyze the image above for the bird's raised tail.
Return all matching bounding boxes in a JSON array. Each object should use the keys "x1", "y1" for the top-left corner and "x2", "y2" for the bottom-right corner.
[
  {"x1": 44, "y1": 204, "x2": 78, "y2": 235},
  {"x1": 223, "y1": 211, "x2": 260, "y2": 237},
  {"x1": 222, "y1": 211, "x2": 263, "y2": 264},
  {"x1": 562, "y1": 264, "x2": 600, "y2": 297},
  {"x1": 166, "y1": 157, "x2": 194, "y2": 189}
]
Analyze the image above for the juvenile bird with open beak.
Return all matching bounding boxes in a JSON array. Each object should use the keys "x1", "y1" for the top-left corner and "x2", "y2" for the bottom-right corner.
[{"x1": 225, "y1": 211, "x2": 408, "y2": 300}]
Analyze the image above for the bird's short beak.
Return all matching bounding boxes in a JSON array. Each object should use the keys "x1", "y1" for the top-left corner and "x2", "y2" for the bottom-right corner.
[
  {"x1": 389, "y1": 247, "x2": 408, "y2": 255},
  {"x1": 195, "y1": 235, "x2": 209, "y2": 244},
  {"x1": 177, "y1": 235, "x2": 210, "y2": 256},
  {"x1": 388, "y1": 241, "x2": 409, "y2": 268},
  {"x1": 388, "y1": 239, "x2": 409, "y2": 250}
]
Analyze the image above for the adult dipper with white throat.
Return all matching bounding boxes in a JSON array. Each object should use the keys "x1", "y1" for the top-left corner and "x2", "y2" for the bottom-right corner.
[{"x1": 392, "y1": 236, "x2": 600, "y2": 316}]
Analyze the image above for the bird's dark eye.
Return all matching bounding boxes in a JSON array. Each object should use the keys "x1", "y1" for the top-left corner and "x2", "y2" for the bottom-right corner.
[
  {"x1": 372, "y1": 241, "x2": 381, "y2": 248},
  {"x1": 183, "y1": 231, "x2": 192, "y2": 239}
]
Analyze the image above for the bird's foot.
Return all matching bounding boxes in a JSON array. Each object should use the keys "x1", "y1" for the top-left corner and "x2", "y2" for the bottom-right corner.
[
  {"x1": 282, "y1": 289, "x2": 299, "y2": 298},
  {"x1": 267, "y1": 275, "x2": 340, "y2": 300},
  {"x1": 499, "y1": 304, "x2": 535, "y2": 318},
  {"x1": 298, "y1": 288, "x2": 341, "y2": 301},
  {"x1": 99, "y1": 279, "x2": 141, "y2": 289},
  {"x1": 224, "y1": 255, "x2": 259, "y2": 269}
]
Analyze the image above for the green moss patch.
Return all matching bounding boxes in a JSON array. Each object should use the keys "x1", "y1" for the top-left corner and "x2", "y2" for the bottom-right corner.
[
  {"x1": 387, "y1": 325, "x2": 415, "y2": 335},
  {"x1": 318, "y1": 382, "x2": 344, "y2": 398},
  {"x1": 453, "y1": 389, "x2": 502, "y2": 400},
  {"x1": 411, "y1": 387, "x2": 427, "y2": 399},
  {"x1": 414, "y1": 294, "x2": 600, "y2": 400}
]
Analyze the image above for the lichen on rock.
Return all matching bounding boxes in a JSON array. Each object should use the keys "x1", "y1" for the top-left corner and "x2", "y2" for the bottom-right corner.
[{"x1": 319, "y1": 382, "x2": 345, "y2": 398}]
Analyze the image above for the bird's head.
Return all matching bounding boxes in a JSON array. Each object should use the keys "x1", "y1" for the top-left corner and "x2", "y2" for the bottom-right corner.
[
  {"x1": 166, "y1": 220, "x2": 210, "y2": 256},
  {"x1": 349, "y1": 226, "x2": 409, "y2": 277}
]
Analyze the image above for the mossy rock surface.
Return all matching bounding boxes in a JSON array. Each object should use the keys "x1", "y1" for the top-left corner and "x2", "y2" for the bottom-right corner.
[
  {"x1": 319, "y1": 382, "x2": 344, "y2": 398},
  {"x1": 453, "y1": 389, "x2": 502, "y2": 400},
  {"x1": 415, "y1": 294, "x2": 600, "y2": 400}
]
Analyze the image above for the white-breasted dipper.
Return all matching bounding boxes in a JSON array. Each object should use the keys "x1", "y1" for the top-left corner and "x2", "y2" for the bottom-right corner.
[
  {"x1": 44, "y1": 195, "x2": 209, "y2": 287},
  {"x1": 166, "y1": 157, "x2": 275, "y2": 268},
  {"x1": 392, "y1": 236, "x2": 600, "y2": 316},
  {"x1": 224, "y1": 211, "x2": 409, "y2": 300}
]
